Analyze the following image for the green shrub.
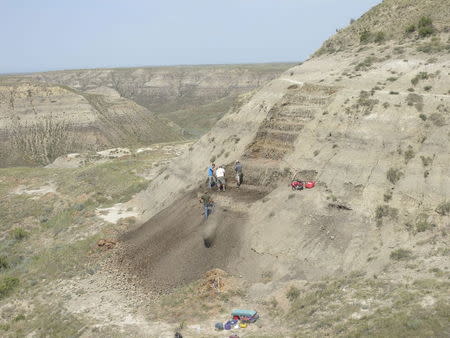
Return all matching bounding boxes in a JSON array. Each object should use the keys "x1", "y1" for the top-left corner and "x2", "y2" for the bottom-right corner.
[
  {"x1": 0, "y1": 276, "x2": 19, "y2": 299},
  {"x1": 387, "y1": 77, "x2": 398, "y2": 82},
  {"x1": 390, "y1": 249, "x2": 412, "y2": 261},
  {"x1": 419, "y1": 26, "x2": 434, "y2": 38},
  {"x1": 11, "y1": 227, "x2": 29, "y2": 240},
  {"x1": 436, "y1": 202, "x2": 450, "y2": 216},
  {"x1": 419, "y1": 114, "x2": 427, "y2": 121},
  {"x1": 416, "y1": 220, "x2": 435, "y2": 233},
  {"x1": 418, "y1": 17, "x2": 432, "y2": 28},
  {"x1": 424, "y1": 86, "x2": 432, "y2": 92},
  {"x1": 0, "y1": 256, "x2": 8, "y2": 270},
  {"x1": 420, "y1": 156, "x2": 433, "y2": 167},
  {"x1": 411, "y1": 72, "x2": 428, "y2": 86},
  {"x1": 355, "y1": 56, "x2": 378, "y2": 71},
  {"x1": 286, "y1": 286, "x2": 301, "y2": 302},
  {"x1": 360, "y1": 30, "x2": 372, "y2": 43},
  {"x1": 389, "y1": 91, "x2": 399, "y2": 95},
  {"x1": 375, "y1": 205, "x2": 398, "y2": 226},
  {"x1": 417, "y1": 17, "x2": 434, "y2": 37},
  {"x1": 387, "y1": 168, "x2": 403, "y2": 184},
  {"x1": 374, "y1": 31, "x2": 386, "y2": 44},
  {"x1": 405, "y1": 24, "x2": 416, "y2": 33},
  {"x1": 383, "y1": 190, "x2": 393, "y2": 202}
]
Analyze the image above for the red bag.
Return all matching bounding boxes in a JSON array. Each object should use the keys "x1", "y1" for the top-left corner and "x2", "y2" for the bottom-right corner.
[{"x1": 304, "y1": 181, "x2": 316, "y2": 189}]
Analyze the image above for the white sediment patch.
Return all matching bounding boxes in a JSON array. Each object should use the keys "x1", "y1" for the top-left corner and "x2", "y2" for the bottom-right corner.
[
  {"x1": 13, "y1": 184, "x2": 56, "y2": 198},
  {"x1": 96, "y1": 203, "x2": 138, "y2": 223}
]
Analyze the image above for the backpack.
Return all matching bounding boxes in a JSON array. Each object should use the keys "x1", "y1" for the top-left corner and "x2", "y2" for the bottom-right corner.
[{"x1": 291, "y1": 180, "x2": 304, "y2": 190}]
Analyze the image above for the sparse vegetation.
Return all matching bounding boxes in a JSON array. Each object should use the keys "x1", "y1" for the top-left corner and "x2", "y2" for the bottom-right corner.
[
  {"x1": 387, "y1": 168, "x2": 403, "y2": 184},
  {"x1": 416, "y1": 218, "x2": 435, "y2": 233},
  {"x1": 0, "y1": 256, "x2": 9, "y2": 270},
  {"x1": 417, "y1": 17, "x2": 434, "y2": 38},
  {"x1": 360, "y1": 30, "x2": 372, "y2": 44},
  {"x1": 404, "y1": 145, "x2": 415, "y2": 163},
  {"x1": 354, "y1": 56, "x2": 379, "y2": 71},
  {"x1": 419, "y1": 113, "x2": 427, "y2": 121},
  {"x1": 411, "y1": 72, "x2": 429, "y2": 86},
  {"x1": 406, "y1": 93, "x2": 423, "y2": 111},
  {"x1": 420, "y1": 155, "x2": 433, "y2": 167},
  {"x1": 356, "y1": 90, "x2": 379, "y2": 114},
  {"x1": 11, "y1": 227, "x2": 29, "y2": 240},
  {"x1": 424, "y1": 85, "x2": 432, "y2": 91},
  {"x1": 405, "y1": 24, "x2": 416, "y2": 34},
  {"x1": 436, "y1": 201, "x2": 450, "y2": 216},
  {"x1": 286, "y1": 286, "x2": 300, "y2": 302},
  {"x1": 383, "y1": 190, "x2": 393, "y2": 202},
  {"x1": 8, "y1": 116, "x2": 76, "y2": 166},
  {"x1": 375, "y1": 205, "x2": 398, "y2": 225},
  {"x1": 360, "y1": 31, "x2": 386, "y2": 44},
  {"x1": 429, "y1": 113, "x2": 445, "y2": 127},
  {"x1": 390, "y1": 248, "x2": 412, "y2": 261},
  {"x1": 374, "y1": 31, "x2": 386, "y2": 44},
  {"x1": 0, "y1": 276, "x2": 19, "y2": 299}
]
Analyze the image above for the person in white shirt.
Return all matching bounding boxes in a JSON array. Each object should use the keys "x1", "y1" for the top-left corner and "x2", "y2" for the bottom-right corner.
[{"x1": 215, "y1": 165, "x2": 226, "y2": 191}]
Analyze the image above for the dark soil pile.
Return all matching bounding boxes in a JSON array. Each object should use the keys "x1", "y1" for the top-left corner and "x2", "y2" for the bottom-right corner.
[{"x1": 117, "y1": 189, "x2": 248, "y2": 292}]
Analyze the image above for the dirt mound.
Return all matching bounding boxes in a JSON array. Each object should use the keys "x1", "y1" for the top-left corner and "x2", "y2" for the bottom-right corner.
[
  {"x1": 198, "y1": 269, "x2": 234, "y2": 296},
  {"x1": 117, "y1": 189, "x2": 248, "y2": 292}
]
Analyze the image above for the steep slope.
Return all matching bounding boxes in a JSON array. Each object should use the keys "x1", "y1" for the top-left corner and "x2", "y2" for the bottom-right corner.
[{"x1": 118, "y1": 0, "x2": 450, "y2": 317}]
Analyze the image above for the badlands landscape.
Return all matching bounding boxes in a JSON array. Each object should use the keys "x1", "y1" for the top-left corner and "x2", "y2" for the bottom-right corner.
[{"x1": 0, "y1": 0, "x2": 449, "y2": 337}]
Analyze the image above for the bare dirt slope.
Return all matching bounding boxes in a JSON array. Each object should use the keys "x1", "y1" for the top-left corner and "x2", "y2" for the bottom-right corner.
[{"x1": 118, "y1": 186, "x2": 272, "y2": 292}]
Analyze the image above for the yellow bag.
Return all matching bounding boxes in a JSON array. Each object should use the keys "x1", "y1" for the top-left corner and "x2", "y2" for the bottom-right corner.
[{"x1": 239, "y1": 322, "x2": 247, "y2": 328}]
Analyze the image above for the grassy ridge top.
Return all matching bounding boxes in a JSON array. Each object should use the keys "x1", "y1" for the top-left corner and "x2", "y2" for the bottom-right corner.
[{"x1": 315, "y1": 0, "x2": 450, "y2": 55}]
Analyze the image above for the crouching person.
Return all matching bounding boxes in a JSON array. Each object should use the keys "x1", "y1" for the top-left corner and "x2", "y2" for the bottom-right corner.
[{"x1": 199, "y1": 191, "x2": 214, "y2": 220}]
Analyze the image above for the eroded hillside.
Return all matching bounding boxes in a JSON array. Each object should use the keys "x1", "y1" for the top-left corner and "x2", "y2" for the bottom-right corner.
[
  {"x1": 0, "y1": 63, "x2": 291, "y2": 167},
  {"x1": 18, "y1": 63, "x2": 292, "y2": 136},
  {"x1": 116, "y1": 0, "x2": 449, "y2": 335}
]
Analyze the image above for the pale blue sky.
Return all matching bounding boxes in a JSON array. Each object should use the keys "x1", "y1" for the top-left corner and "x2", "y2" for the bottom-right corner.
[{"x1": 0, "y1": 0, "x2": 381, "y2": 73}]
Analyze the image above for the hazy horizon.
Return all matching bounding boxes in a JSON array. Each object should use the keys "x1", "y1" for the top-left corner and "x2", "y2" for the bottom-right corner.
[{"x1": 1, "y1": 0, "x2": 381, "y2": 74}]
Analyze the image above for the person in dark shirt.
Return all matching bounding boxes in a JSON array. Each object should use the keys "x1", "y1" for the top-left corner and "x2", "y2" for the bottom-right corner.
[{"x1": 234, "y1": 160, "x2": 243, "y2": 187}]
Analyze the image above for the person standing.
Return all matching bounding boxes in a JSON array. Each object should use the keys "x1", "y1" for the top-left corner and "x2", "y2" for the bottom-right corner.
[
  {"x1": 215, "y1": 165, "x2": 226, "y2": 191},
  {"x1": 234, "y1": 160, "x2": 243, "y2": 187},
  {"x1": 207, "y1": 163, "x2": 216, "y2": 189}
]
